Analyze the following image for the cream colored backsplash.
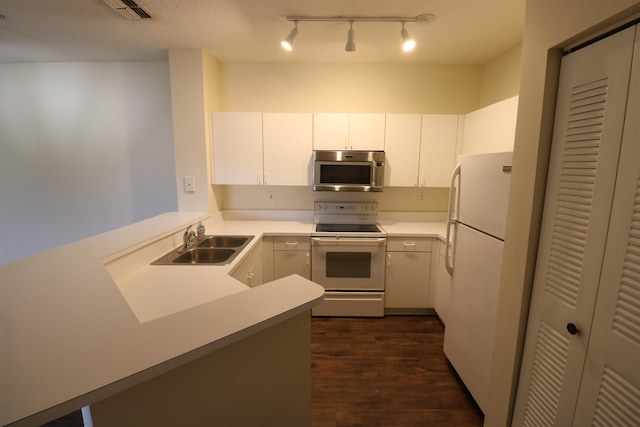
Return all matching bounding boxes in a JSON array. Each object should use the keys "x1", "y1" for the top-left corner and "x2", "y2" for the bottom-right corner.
[{"x1": 214, "y1": 185, "x2": 449, "y2": 212}]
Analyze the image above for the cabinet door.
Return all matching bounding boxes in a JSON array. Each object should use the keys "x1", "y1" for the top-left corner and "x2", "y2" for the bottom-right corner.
[
  {"x1": 247, "y1": 253, "x2": 264, "y2": 287},
  {"x1": 313, "y1": 113, "x2": 349, "y2": 150},
  {"x1": 385, "y1": 251, "x2": 431, "y2": 308},
  {"x1": 273, "y1": 251, "x2": 310, "y2": 280},
  {"x1": 384, "y1": 114, "x2": 422, "y2": 186},
  {"x1": 231, "y1": 241, "x2": 263, "y2": 287},
  {"x1": 513, "y1": 27, "x2": 635, "y2": 426},
  {"x1": 419, "y1": 114, "x2": 460, "y2": 187},
  {"x1": 212, "y1": 112, "x2": 263, "y2": 184},
  {"x1": 313, "y1": 113, "x2": 385, "y2": 150},
  {"x1": 435, "y1": 240, "x2": 451, "y2": 324},
  {"x1": 263, "y1": 113, "x2": 312, "y2": 185},
  {"x1": 349, "y1": 113, "x2": 385, "y2": 150}
]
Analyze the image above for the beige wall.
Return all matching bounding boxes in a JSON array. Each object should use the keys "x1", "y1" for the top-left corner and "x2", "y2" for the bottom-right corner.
[
  {"x1": 202, "y1": 52, "x2": 221, "y2": 213},
  {"x1": 479, "y1": 43, "x2": 522, "y2": 107},
  {"x1": 210, "y1": 54, "x2": 522, "y2": 213},
  {"x1": 214, "y1": 185, "x2": 449, "y2": 213},
  {"x1": 168, "y1": 49, "x2": 211, "y2": 212},
  {"x1": 217, "y1": 62, "x2": 482, "y2": 114},
  {"x1": 486, "y1": 2, "x2": 640, "y2": 426}
]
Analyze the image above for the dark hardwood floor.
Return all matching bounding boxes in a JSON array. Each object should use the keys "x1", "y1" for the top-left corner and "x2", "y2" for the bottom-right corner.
[
  {"x1": 311, "y1": 315, "x2": 483, "y2": 427},
  {"x1": 43, "y1": 315, "x2": 482, "y2": 427}
]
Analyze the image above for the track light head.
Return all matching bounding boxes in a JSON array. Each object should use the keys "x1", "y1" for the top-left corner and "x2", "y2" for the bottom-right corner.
[
  {"x1": 400, "y1": 23, "x2": 415, "y2": 52},
  {"x1": 345, "y1": 22, "x2": 356, "y2": 52},
  {"x1": 281, "y1": 22, "x2": 298, "y2": 51}
]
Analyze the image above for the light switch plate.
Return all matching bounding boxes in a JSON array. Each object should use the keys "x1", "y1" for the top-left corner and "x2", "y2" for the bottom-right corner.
[{"x1": 184, "y1": 176, "x2": 196, "y2": 193}]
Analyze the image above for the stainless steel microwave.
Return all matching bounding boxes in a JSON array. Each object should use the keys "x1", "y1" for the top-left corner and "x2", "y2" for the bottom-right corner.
[{"x1": 312, "y1": 150, "x2": 385, "y2": 192}]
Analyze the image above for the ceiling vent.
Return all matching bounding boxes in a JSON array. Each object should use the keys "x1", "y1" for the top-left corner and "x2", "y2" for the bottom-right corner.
[{"x1": 101, "y1": 0, "x2": 152, "y2": 20}]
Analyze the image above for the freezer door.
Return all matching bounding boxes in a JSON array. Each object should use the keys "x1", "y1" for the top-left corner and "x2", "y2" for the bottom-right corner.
[
  {"x1": 443, "y1": 223, "x2": 504, "y2": 412},
  {"x1": 457, "y1": 151, "x2": 512, "y2": 240}
]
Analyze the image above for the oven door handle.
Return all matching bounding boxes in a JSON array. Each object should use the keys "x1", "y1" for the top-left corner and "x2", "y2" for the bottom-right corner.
[{"x1": 311, "y1": 237, "x2": 387, "y2": 246}]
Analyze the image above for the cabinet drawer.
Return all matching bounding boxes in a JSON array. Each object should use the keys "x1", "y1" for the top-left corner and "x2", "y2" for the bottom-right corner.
[
  {"x1": 386, "y1": 237, "x2": 433, "y2": 252},
  {"x1": 273, "y1": 236, "x2": 310, "y2": 251}
]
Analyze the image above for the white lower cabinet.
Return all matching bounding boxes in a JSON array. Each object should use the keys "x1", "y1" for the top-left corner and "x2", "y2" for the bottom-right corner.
[
  {"x1": 231, "y1": 240, "x2": 264, "y2": 287},
  {"x1": 434, "y1": 239, "x2": 451, "y2": 324},
  {"x1": 384, "y1": 237, "x2": 436, "y2": 309},
  {"x1": 272, "y1": 236, "x2": 310, "y2": 280}
]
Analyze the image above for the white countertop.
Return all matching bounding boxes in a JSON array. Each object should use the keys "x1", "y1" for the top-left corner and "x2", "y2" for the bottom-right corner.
[
  {"x1": 379, "y1": 221, "x2": 448, "y2": 240},
  {"x1": 0, "y1": 213, "x2": 321, "y2": 426},
  {"x1": 0, "y1": 212, "x2": 446, "y2": 426}
]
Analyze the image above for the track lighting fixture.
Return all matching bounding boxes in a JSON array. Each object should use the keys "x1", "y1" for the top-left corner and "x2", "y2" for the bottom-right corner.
[
  {"x1": 345, "y1": 21, "x2": 356, "y2": 52},
  {"x1": 400, "y1": 22, "x2": 415, "y2": 52},
  {"x1": 279, "y1": 13, "x2": 434, "y2": 53},
  {"x1": 281, "y1": 21, "x2": 298, "y2": 51}
]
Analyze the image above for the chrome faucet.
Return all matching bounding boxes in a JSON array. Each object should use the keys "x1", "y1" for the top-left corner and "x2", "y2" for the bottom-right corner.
[{"x1": 182, "y1": 224, "x2": 198, "y2": 251}]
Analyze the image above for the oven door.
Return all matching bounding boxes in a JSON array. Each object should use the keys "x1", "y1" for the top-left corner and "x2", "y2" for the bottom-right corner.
[{"x1": 311, "y1": 237, "x2": 386, "y2": 291}]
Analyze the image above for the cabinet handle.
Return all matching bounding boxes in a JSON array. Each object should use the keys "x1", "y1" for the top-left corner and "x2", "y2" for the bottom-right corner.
[
  {"x1": 387, "y1": 253, "x2": 391, "y2": 268},
  {"x1": 263, "y1": 173, "x2": 268, "y2": 185},
  {"x1": 403, "y1": 242, "x2": 416, "y2": 251},
  {"x1": 414, "y1": 174, "x2": 419, "y2": 187},
  {"x1": 257, "y1": 174, "x2": 262, "y2": 185},
  {"x1": 248, "y1": 272, "x2": 255, "y2": 287},
  {"x1": 285, "y1": 242, "x2": 298, "y2": 251}
]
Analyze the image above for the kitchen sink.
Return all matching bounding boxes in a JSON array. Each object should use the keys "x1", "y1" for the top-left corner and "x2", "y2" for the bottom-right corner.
[
  {"x1": 196, "y1": 235, "x2": 251, "y2": 248},
  {"x1": 172, "y1": 248, "x2": 235, "y2": 264},
  {"x1": 151, "y1": 235, "x2": 254, "y2": 265}
]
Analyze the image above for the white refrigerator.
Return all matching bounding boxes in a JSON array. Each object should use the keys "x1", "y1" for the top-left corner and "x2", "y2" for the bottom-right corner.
[{"x1": 442, "y1": 151, "x2": 512, "y2": 413}]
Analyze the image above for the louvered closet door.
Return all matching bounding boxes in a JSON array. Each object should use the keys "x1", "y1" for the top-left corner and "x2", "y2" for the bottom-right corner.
[
  {"x1": 512, "y1": 26, "x2": 636, "y2": 426},
  {"x1": 571, "y1": 26, "x2": 640, "y2": 426}
]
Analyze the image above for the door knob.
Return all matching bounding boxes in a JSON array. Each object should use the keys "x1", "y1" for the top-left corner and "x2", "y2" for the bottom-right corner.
[{"x1": 566, "y1": 323, "x2": 579, "y2": 335}]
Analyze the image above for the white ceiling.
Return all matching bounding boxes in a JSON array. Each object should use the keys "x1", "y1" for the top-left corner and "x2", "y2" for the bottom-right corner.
[{"x1": 0, "y1": 0, "x2": 525, "y2": 65}]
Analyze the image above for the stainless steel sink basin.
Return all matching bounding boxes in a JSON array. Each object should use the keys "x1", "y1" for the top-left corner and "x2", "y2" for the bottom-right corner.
[
  {"x1": 196, "y1": 235, "x2": 252, "y2": 248},
  {"x1": 151, "y1": 235, "x2": 254, "y2": 265},
  {"x1": 172, "y1": 248, "x2": 235, "y2": 264}
]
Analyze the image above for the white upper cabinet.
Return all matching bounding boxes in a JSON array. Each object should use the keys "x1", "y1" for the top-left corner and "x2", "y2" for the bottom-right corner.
[
  {"x1": 419, "y1": 114, "x2": 461, "y2": 187},
  {"x1": 212, "y1": 112, "x2": 263, "y2": 185},
  {"x1": 313, "y1": 113, "x2": 385, "y2": 150},
  {"x1": 385, "y1": 114, "x2": 461, "y2": 187},
  {"x1": 384, "y1": 114, "x2": 422, "y2": 186},
  {"x1": 263, "y1": 113, "x2": 313, "y2": 185}
]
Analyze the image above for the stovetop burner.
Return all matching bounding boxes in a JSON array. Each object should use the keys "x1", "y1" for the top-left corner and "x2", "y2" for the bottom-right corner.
[{"x1": 315, "y1": 223, "x2": 381, "y2": 233}]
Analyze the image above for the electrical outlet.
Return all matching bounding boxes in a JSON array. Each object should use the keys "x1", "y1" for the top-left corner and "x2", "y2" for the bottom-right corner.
[
  {"x1": 268, "y1": 191, "x2": 275, "y2": 202},
  {"x1": 419, "y1": 192, "x2": 425, "y2": 201}
]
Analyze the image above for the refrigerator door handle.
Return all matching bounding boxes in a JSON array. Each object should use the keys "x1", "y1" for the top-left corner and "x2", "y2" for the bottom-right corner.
[
  {"x1": 445, "y1": 220, "x2": 455, "y2": 275},
  {"x1": 445, "y1": 163, "x2": 461, "y2": 275},
  {"x1": 447, "y1": 164, "x2": 461, "y2": 222}
]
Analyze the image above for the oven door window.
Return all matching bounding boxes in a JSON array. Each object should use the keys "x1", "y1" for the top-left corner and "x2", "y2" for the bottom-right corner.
[
  {"x1": 326, "y1": 252, "x2": 371, "y2": 278},
  {"x1": 319, "y1": 163, "x2": 372, "y2": 184}
]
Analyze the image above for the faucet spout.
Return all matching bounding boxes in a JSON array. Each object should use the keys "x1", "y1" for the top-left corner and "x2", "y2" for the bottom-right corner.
[{"x1": 182, "y1": 225, "x2": 198, "y2": 251}]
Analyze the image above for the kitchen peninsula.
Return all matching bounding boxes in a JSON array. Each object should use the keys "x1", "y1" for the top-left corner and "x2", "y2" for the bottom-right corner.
[{"x1": 0, "y1": 212, "x2": 324, "y2": 427}]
